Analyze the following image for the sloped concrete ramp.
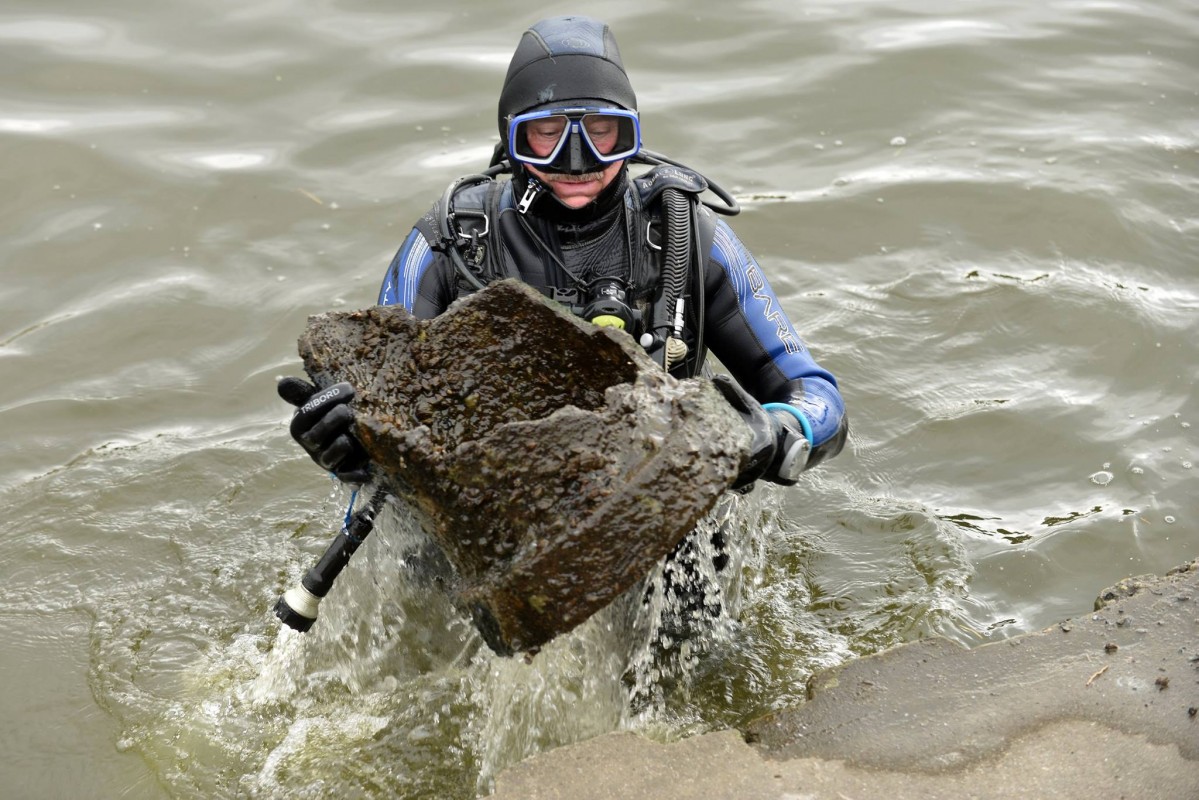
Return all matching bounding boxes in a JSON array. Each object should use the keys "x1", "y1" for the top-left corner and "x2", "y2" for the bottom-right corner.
[{"x1": 487, "y1": 559, "x2": 1199, "y2": 799}]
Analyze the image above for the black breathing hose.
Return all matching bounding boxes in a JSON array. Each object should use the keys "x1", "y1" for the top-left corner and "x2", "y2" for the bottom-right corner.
[
  {"x1": 661, "y1": 188, "x2": 690, "y2": 319},
  {"x1": 650, "y1": 187, "x2": 695, "y2": 373}
]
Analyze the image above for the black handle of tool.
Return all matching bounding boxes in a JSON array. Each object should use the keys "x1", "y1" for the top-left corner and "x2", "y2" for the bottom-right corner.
[{"x1": 274, "y1": 490, "x2": 387, "y2": 632}]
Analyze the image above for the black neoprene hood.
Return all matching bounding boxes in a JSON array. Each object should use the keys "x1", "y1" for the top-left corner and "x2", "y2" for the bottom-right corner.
[{"x1": 497, "y1": 15, "x2": 638, "y2": 137}]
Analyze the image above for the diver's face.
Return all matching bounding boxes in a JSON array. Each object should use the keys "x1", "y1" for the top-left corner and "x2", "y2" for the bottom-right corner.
[{"x1": 522, "y1": 115, "x2": 625, "y2": 209}]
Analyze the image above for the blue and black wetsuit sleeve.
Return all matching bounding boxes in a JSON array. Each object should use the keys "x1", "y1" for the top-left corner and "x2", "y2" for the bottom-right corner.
[
  {"x1": 703, "y1": 218, "x2": 848, "y2": 469},
  {"x1": 377, "y1": 225, "x2": 456, "y2": 318}
]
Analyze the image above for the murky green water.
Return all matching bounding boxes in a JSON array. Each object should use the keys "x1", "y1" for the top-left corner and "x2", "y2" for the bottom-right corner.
[{"x1": 2, "y1": 1, "x2": 1196, "y2": 797}]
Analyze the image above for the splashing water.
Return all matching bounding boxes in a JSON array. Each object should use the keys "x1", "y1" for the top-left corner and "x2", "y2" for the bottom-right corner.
[
  {"x1": 66, "y1": 416, "x2": 986, "y2": 800},
  {"x1": 94, "y1": 483, "x2": 882, "y2": 798}
]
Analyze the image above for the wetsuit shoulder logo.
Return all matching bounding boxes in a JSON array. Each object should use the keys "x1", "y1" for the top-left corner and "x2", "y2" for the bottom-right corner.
[{"x1": 745, "y1": 262, "x2": 802, "y2": 355}]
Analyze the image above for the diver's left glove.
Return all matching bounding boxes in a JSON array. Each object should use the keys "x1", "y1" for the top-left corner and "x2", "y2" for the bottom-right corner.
[
  {"x1": 712, "y1": 375, "x2": 811, "y2": 491},
  {"x1": 278, "y1": 377, "x2": 372, "y2": 485}
]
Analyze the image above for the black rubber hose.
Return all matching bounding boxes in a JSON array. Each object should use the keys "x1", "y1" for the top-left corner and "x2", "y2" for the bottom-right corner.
[{"x1": 661, "y1": 187, "x2": 691, "y2": 321}]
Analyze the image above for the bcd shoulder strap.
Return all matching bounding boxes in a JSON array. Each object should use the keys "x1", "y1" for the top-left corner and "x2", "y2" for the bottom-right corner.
[
  {"x1": 415, "y1": 176, "x2": 506, "y2": 296},
  {"x1": 632, "y1": 164, "x2": 709, "y2": 207}
]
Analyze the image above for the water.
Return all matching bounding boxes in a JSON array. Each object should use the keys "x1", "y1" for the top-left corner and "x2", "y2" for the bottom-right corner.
[{"x1": 2, "y1": 1, "x2": 1196, "y2": 797}]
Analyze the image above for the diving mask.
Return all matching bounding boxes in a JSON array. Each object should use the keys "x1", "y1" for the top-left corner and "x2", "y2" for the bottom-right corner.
[{"x1": 507, "y1": 107, "x2": 640, "y2": 174}]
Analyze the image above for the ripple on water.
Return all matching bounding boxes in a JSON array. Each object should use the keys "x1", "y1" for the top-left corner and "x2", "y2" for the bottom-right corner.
[
  {"x1": 0, "y1": 17, "x2": 111, "y2": 46},
  {"x1": 857, "y1": 19, "x2": 1019, "y2": 51},
  {"x1": 166, "y1": 149, "x2": 277, "y2": 171}
]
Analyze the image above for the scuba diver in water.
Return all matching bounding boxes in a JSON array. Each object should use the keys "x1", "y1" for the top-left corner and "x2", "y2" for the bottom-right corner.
[
  {"x1": 278, "y1": 18, "x2": 847, "y2": 640},
  {"x1": 282, "y1": 14, "x2": 848, "y2": 496}
]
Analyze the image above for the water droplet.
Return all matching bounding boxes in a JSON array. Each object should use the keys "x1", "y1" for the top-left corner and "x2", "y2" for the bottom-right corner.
[
  {"x1": 1090, "y1": 471, "x2": 1114, "y2": 486},
  {"x1": 1183, "y1": 461, "x2": 1193, "y2": 470},
  {"x1": 1130, "y1": 466, "x2": 1144, "y2": 475},
  {"x1": 1164, "y1": 516, "x2": 1176, "y2": 524},
  {"x1": 890, "y1": 136, "x2": 906, "y2": 147}
]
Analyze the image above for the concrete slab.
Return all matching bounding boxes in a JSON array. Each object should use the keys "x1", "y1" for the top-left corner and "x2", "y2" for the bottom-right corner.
[
  {"x1": 486, "y1": 559, "x2": 1199, "y2": 800},
  {"x1": 296, "y1": 281, "x2": 748, "y2": 656}
]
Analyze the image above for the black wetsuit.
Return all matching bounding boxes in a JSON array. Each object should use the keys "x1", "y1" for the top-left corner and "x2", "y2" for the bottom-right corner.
[{"x1": 378, "y1": 170, "x2": 848, "y2": 468}]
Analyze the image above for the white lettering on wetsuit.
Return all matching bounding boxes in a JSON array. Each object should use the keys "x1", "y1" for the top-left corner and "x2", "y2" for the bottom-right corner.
[
  {"x1": 300, "y1": 385, "x2": 344, "y2": 415},
  {"x1": 746, "y1": 264, "x2": 801, "y2": 355}
]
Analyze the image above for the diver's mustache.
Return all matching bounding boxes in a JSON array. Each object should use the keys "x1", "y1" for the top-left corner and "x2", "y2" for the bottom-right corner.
[{"x1": 540, "y1": 170, "x2": 604, "y2": 183}]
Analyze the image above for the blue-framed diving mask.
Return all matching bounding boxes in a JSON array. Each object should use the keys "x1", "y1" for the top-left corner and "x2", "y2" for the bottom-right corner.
[{"x1": 506, "y1": 107, "x2": 641, "y2": 175}]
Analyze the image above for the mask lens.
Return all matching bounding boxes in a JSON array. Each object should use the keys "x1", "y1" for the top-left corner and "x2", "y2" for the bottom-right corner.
[
  {"x1": 580, "y1": 113, "x2": 638, "y2": 161},
  {"x1": 510, "y1": 114, "x2": 570, "y2": 163}
]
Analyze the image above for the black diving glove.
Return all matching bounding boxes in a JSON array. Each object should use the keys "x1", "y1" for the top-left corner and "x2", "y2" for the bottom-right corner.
[
  {"x1": 278, "y1": 377, "x2": 372, "y2": 485},
  {"x1": 712, "y1": 374, "x2": 811, "y2": 490}
]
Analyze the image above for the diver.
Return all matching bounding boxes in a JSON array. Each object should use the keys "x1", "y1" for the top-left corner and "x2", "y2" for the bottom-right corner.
[{"x1": 279, "y1": 16, "x2": 849, "y2": 622}]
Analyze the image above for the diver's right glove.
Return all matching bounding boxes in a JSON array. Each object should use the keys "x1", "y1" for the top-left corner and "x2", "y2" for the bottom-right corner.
[
  {"x1": 278, "y1": 377, "x2": 372, "y2": 485},
  {"x1": 712, "y1": 374, "x2": 811, "y2": 491}
]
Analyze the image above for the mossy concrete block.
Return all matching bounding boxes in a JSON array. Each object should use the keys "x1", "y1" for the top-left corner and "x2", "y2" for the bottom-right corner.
[{"x1": 298, "y1": 280, "x2": 750, "y2": 656}]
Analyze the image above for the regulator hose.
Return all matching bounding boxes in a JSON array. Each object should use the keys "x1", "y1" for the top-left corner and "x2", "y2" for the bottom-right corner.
[
  {"x1": 662, "y1": 188, "x2": 690, "y2": 317},
  {"x1": 660, "y1": 187, "x2": 692, "y2": 370}
]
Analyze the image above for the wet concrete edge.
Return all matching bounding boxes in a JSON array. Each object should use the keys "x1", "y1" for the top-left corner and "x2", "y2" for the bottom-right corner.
[{"x1": 486, "y1": 558, "x2": 1199, "y2": 800}]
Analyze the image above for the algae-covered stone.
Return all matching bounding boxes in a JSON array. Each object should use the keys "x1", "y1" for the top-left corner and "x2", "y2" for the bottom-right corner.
[{"x1": 297, "y1": 280, "x2": 751, "y2": 656}]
